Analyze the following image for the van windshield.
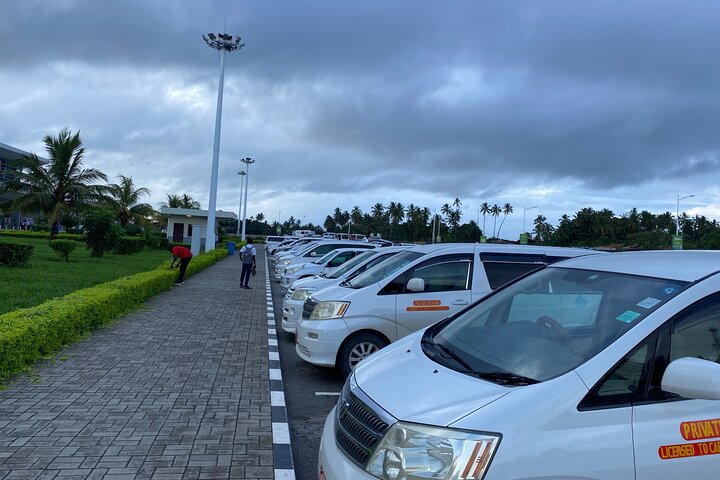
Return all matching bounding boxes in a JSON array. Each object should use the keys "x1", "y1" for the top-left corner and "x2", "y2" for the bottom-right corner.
[
  {"x1": 327, "y1": 250, "x2": 376, "y2": 279},
  {"x1": 348, "y1": 251, "x2": 423, "y2": 289},
  {"x1": 424, "y1": 267, "x2": 687, "y2": 384}
]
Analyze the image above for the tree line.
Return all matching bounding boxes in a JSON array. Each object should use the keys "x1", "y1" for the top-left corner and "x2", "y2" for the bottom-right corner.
[{"x1": 0, "y1": 129, "x2": 203, "y2": 240}]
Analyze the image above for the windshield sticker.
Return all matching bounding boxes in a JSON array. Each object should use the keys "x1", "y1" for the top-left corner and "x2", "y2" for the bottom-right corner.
[
  {"x1": 662, "y1": 286, "x2": 680, "y2": 295},
  {"x1": 681, "y1": 419, "x2": 720, "y2": 441},
  {"x1": 659, "y1": 441, "x2": 720, "y2": 459},
  {"x1": 637, "y1": 297, "x2": 661, "y2": 309},
  {"x1": 573, "y1": 295, "x2": 589, "y2": 308},
  {"x1": 616, "y1": 310, "x2": 641, "y2": 323},
  {"x1": 407, "y1": 299, "x2": 449, "y2": 312}
]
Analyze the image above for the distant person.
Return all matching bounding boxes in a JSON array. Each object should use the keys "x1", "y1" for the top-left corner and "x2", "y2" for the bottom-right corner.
[
  {"x1": 239, "y1": 238, "x2": 257, "y2": 289},
  {"x1": 169, "y1": 245, "x2": 193, "y2": 286}
]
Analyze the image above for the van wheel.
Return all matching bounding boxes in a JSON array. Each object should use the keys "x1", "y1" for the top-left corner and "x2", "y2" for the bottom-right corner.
[{"x1": 338, "y1": 333, "x2": 388, "y2": 377}]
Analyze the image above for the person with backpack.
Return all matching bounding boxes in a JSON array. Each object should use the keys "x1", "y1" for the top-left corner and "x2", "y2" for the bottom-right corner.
[{"x1": 239, "y1": 238, "x2": 257, "y2": 289}]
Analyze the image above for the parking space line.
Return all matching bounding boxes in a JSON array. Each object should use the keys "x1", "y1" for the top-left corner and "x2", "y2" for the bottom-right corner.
[{"x1": 315, "y1": 392, "x2": 341, "y2": 396}]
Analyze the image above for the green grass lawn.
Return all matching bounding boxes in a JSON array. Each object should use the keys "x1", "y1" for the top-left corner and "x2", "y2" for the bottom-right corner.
[{"x1": 0, "y1": 237, "x2": 170, "y2": 315}]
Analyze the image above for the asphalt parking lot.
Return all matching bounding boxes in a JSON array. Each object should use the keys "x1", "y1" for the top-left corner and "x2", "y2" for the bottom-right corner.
[{"x1": 268, "y1": 276, "x2": 344, "y2": 480}]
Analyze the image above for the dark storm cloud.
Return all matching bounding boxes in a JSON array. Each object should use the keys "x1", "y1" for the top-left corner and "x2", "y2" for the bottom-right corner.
[{"x1": 3, "y1": 0, "x2": 720, "y2": 217}]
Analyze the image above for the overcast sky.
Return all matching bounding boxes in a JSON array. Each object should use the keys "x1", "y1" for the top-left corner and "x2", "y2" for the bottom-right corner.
[{"x1": 2, "y1": 0, "x2": 719, "y2": 238}]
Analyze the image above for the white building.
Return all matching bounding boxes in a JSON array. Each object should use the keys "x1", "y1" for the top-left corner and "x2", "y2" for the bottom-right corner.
[{"x1": 160, "y1": 207, "x2": 237, "y2": 247}]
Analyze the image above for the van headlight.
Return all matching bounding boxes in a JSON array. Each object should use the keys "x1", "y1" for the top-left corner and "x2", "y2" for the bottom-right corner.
[
  {"x1": 309, "y1": 301, "x2": 350, "y2": 320},
  {"x1": 366, "y1": 422, "x2": 500, "y2": 480},
  {"x1": 291, "y1": 287, "x2": 317, "y2": 301},
  {"x1": 285, "y1": 265, "x2": 303, "y2": 275}
]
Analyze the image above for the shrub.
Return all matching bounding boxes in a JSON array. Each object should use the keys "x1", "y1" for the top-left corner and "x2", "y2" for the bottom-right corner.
[
  {"x1": 143, "y1": 229, "x2": 162, "y2": 250},
  {"x1": 0, "y1": 242, "x2": 34, "y2": 267},
  {"x1": 115, "y1": 236, "x2": 145, "y2": 255},
  {"x1": 83, "y1": 211, "x2": 122, "y2": 257},
  {"x1": 48, "y1": 240, "x2": 77, "y2": 262},
  {"x1": 0, "y1": 247, "x2": 228, "y2": 381},
  {"x1": 159, "y1": 237, "x2": 169, "y2": 250}
]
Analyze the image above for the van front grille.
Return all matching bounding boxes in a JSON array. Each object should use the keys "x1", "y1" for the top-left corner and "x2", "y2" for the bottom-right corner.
[{"x1": 335, "y1": 387, "x2": 390, "y2": 467}]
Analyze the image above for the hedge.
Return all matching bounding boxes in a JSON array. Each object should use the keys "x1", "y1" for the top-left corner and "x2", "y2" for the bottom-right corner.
[
  {"x1": 0, "y1": 230, "x2": 83, "y2": 241},
  {"x1": 0, "y1": 247, "x2": 228, "y2": 381},
  {"x1": 115, "y1": 236, "x2": 145, "y2": 255},
  {"x1": 48, "y1": 239, "x2": 77, "y2": 262},
  {"x1": 0, "y1": 242, "x2": 34, "y2": 267}
]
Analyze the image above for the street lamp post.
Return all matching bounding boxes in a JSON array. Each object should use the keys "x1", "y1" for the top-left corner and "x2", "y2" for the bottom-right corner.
[
  {"x1": 202, "y1": 31, "x2": 244, "y2": 252},
  {"x1": 676, "y1": 194, "x2": 695, "y2": 235},
  {"x1": 240, "y1": 157, "x2": 255, "y2": 241},
  {"x1": 236, "y1": 169, "x2": 246, "y2": 235},
  {"x1": 523, "y1": 205, "x2": 538, "y2": 234}
]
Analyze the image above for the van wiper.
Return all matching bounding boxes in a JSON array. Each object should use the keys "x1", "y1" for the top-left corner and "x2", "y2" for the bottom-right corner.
[
  {"x1": 477, "y1": 372, "x2": 538, "y2": 386},
  {"x1": 433, "y1": 342, "x2": 476, "y2": 373}
]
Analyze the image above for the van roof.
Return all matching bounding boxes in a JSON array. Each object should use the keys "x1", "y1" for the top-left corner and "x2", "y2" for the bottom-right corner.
[
  {"x1": 403, "y1": 243, "x2": 601, "y2": 258},
  {"x1": 551, "y1": 250, "x2": 720, "y2": 282}
]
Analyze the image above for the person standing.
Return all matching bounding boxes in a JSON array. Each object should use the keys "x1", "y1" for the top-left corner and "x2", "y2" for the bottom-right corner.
[
  {"x1": 170, "y1": 245, "x2": 193, "y2": 286},
  {"x1": 239, "y1": 238, "x2": 257, "y2": 289}
]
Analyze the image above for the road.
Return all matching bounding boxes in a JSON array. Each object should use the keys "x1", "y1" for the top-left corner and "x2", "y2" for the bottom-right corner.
[{"x1": 269, "y1": 277, "x2": 345, "y2": 480}]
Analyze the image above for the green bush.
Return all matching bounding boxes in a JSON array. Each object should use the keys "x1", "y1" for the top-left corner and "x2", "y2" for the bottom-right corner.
[
  {"x1": 0, "y1": 247, "x2": 228, "y2": 381},
  {"x1": 169, "y1": 242, "x2": 191, "y2": 249},
  {"x1": 48, "y1": 240, "x2": 77, "y2": 262},
  {"x1": 0, "y1": 242, "x2": 34, "y2": 267},
  {"x1": 115, "y1": 236, "x2": 145, "y2": 255},
  {"x1": 159, "y1": 237, "x2": 169, "y2": 250},
  {"x1": 143, "y1": 230, "x2": 161, "y2": 250},
  {"x1": 83, "y1": 211, "x2": 122, "y2": 257}
]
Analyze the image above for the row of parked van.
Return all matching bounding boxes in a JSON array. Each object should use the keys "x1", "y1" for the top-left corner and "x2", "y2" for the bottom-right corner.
[{"x1": 267, "y1": 236, "x2": 720, "y2": 479}]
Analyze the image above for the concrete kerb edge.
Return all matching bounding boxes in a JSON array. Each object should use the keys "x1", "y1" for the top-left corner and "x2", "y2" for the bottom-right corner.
[{"x1": 266, "y1": 256, "x2": 297, "y2": 480}]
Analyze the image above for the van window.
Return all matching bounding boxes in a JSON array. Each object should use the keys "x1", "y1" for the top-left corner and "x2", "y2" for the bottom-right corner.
[
  {"x1": 349, "y1": 251, "x2": 423, "y2": 289},
  {"x1": 480, "y1": 253, "x2": 548, "y2": 290},
  {"x1": 670, "y1": 301, "x2": 720, "y2": 364},
  {"x1": 425, "y1": 267, "x2": 687, "y2": 384},
  {"x1": 406, "y1": 257, "x2": 472, "y2": 293}
]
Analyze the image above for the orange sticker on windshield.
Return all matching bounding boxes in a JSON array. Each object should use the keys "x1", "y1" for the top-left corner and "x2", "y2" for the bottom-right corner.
[
  {"x1": 681, "y1": 419, "x2": 720, "y2": 441},
  {"x1": 659, "y1": 440, "x2": 720, "y2": 459}
]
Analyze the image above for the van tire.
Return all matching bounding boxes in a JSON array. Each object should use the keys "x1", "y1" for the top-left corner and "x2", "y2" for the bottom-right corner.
[{"x1": 338, "y1": 333, "x2": 389, "y2": 377}]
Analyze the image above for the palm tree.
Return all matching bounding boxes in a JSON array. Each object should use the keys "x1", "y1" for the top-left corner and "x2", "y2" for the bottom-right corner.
[
  {"x1": 491, "y1": 204, "x2": 501, "y2": 238},
  {"x1": 110, "y1": 175, "x2": 153, "y2": 228},
  {"x1": 161, "y1": 193, "x2": 200, "y2": 209},
  {"x1": 441, "y1": 203, "x2": 452, "y2": 224},
  {"x1": 496, "y1": 203, "x2": 514, "y2": 239},
  {"x1": 480, "y1": 202, "x2": 490, "y2": 237},
  {"x1": 0, "y1": 129, "x2": 113, "y2": 239}
]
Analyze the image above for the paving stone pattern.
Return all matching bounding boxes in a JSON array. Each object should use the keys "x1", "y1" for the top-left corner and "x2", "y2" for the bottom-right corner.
[{"x1": 0, "y1": 252, "x2": 273, "y2": 479}]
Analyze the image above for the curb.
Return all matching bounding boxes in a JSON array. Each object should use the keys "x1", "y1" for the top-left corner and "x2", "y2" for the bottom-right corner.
[{"x1": 266, "y1": 257, "x2": 296, "y2": 480}]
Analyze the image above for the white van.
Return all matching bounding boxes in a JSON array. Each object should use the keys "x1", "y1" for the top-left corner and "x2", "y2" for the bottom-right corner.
[
  {"x1": 318, "y1": 250, "x2": 720, "y2": 479},
  {"x1": 274, "y1": 240, "x2": 375, "y2": 281},
  {"x1": 282, "y1": 246, "x2": 409, "y2": 334},
  {"x1": 280, "y1": 247, "x2": 369, "y2": 288},
  {"x1": 297, "y1": 243, "x2": 601, "y2": 375}
]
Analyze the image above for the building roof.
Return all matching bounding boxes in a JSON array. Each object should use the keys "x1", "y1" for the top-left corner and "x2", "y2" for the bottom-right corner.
[
  {"x1": 0, "y1": 142, "x2": 48, "y2": 164},
  {"x1": 159, "y1": 207, "x2": 237, "y2": 220}
]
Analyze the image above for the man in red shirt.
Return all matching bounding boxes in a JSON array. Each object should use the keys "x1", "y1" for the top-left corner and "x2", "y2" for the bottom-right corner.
[{"x1": 170, "y1": 245, "x2": 193, "y2": 285}]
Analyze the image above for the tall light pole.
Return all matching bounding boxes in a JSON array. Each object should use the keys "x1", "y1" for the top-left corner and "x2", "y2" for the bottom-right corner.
[
  {"x1": 523, "y1": 205, "x2": 538, "y2": 234},
  {"x1": 240, "y1": 157, "x2": 255, "y2": 241},
  {"x1": 676, "y1": 194, "x2": 695, "y2": 235},
  {"x1": 236, "y1": 169, "x2": 246, "y2": 235},
  {"x1": 202, "y1": 31, "x2": 244, "y2": 252}
]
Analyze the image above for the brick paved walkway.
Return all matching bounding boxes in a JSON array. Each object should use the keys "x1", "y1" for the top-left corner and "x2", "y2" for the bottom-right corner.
[{"x1": 0, "y1": 252, "x2": 272, "y2": 479}]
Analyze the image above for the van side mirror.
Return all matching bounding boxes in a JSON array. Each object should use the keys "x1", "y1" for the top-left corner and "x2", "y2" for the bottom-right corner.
[
  {"x1": 661, "y1": 357, "x2": 720, "y2": 400},
  {"x1": 406, "y1": 278, "x2": 425, "y2": 292},
  {"x1": 309, "y1": 252, "x2": 317, "y2": 257}
]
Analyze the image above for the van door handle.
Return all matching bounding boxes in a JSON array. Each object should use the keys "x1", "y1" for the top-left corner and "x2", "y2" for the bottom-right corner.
[{"x1": 452, "y1": 300, "x2": 469, "y2": 305}]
